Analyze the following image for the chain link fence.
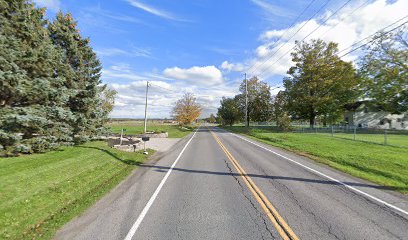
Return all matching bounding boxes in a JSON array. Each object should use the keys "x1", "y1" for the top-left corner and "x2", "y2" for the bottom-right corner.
[
  {"x1": 294, "y1": 126, "x2": 407, "y2": 148},
  {"x1": 242, "y1": 122, "x2": 408, "y2": 148}
]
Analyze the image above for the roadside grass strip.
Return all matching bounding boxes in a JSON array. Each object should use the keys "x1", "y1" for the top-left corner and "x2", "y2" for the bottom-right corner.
[
  {"x1": 223, "y1": 126, "x2": 408, "y2": 194},
  {"x1": 0, "y1": 141, "x2": 151, "y2": 240},
  {"x1": 220, "y1": 126, "x2": 408, "y2": 216}
]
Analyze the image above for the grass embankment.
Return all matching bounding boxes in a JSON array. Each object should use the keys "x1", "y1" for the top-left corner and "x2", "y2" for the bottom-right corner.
[
  {"x1": 223, "y1": 126, "x2": 408, "y2": 194},
  {"x1": 107, "y1": 121, "x2": 195, "y2": 138},
  {"x1": 0, "y1": 141, "x2": 152, "y2": 240}
]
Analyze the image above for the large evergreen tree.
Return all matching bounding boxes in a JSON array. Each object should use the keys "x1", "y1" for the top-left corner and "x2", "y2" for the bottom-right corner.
[
  {"x1": 48, "y1": 12, "x2": 105, "y2": 143},
  {"x1": 0, "y1": 2, "x2": 114, "y2": 155},
  {"x1": 0, "y1": 0, "x2": 72, "y2": 153}
]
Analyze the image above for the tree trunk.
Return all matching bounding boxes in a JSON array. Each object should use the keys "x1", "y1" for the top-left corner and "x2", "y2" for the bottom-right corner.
[
  {"x1": 309, "y1": 107, "x2": 316, "y2": 128},
  {"x1": 322, "y1": 116, "x2": 327, "y2": 127}
]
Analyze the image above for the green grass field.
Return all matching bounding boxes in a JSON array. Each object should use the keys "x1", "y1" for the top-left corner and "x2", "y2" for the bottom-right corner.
[
  {"x1": 317, "y1": 132, "x2": 408, "y2": 148},
  {"x1": 107, "y1": 121, "x2": 195, "y2": 138},
  {"x1": 223, "y1": 126, "x2": 408, "y2": 194},
  {"x1": 0, "y1": 141, "x2": 152, "y2": 240}
]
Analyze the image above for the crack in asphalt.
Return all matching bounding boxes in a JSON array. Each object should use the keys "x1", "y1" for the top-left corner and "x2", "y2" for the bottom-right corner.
[
  {"x1": 175, "y1": 208, "x2": 184, "y2": 240},
  {"x1": 253, "y1": 162, "x2": 347, "y2": 240},
  {"x1": 223, "y1": 158, "x2": 276, "y2": 240}
]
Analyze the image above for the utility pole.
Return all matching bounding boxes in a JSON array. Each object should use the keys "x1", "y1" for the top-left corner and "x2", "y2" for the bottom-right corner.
[
  {"x1": 143, "y1": 81, "x2": 150, "y2": 134},
  {"x1": 245, "y1": 73, "x2": 248, "y2": 127}
]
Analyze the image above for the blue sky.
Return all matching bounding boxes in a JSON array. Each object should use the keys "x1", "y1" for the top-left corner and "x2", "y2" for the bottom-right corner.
[{"x1": 34, "y1": 0, "x2": 407, "y2": 118}]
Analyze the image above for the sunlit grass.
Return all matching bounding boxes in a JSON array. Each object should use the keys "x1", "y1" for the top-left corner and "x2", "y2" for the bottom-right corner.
[
  {"x1": 223, "y1": 126, "x2": 408, "y2": 194},
  {"x1": 0, "y1": 141, "x2": 151, "y2": 239}
]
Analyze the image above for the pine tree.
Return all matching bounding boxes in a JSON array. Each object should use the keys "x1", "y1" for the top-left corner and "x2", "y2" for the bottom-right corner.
[
  {"x1": 48, "y1": 12, "x2": 105, "y2": 143},
  {"x1": 1, "y1": 3, "x2": 114, "y2": 155},
  {"x1": 0, "y1": 0, "x2": 71, "y2": 154}
]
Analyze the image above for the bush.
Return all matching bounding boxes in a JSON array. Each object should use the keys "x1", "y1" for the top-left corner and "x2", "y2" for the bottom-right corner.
[{"x1": 277, "y1": 113, "x2": 292, "y2": 131}]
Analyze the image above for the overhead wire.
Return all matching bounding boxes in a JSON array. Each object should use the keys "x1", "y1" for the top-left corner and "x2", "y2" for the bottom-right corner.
[
  {"x1": 339, "y1": 18, "x2": 408, "y2": 57},
  {"x1": 149, "y1": 82, "x2": 178, "y2": 93},
  {"x1": 319, "y1": 0, "x2": 371, "y2": 38},
  {"x1": 337, "y1": 15, "x2": 408, "y2": 56},
  {"x1": 247, "y1": 0, "x2": 334, "y2": 76},
  {"x1": 252, "y1": 13, "x2": 408, "y2": 97},
  {"x1": 245, "y1": 0, "x2": 319, "y2": 74},
  {"x1": 255, "y1": 0, "x2": 354, "y2": 78}
]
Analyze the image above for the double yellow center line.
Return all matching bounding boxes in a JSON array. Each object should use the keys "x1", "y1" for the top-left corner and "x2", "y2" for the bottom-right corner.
[{"x1": 207, "y1": 127, "x2": 299, "y2": 240}]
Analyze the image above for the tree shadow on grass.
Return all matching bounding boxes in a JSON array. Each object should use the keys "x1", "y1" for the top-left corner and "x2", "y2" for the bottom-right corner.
[{"x1": 77, "y1": 146, "x2": 144, "y2": 165}]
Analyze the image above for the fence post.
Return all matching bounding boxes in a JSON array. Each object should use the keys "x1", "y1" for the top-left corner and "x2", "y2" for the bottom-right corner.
[
  {"x1": 353, "y1": 126, "x2": 356, "y2": 141},
  {"x1": 384, "y1": 129, "x2": 387, "y2": 145},
  {"x1": 331, "y1": 126, "x2": 334, "y2": 137}
]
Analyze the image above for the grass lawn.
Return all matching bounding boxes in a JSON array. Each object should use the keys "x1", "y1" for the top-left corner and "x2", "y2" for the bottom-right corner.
[
  {"x1": 0, "y1": 141, "x2": 152, "y2": 240},
  {"x1": 317, "y1": 132, "x2": 408, "y2": 148},
  {"x1": 107, "y1": 121, "x2": 195, "y2": 138},
  {"x1": 223, "y1": 126, "x2": 408, "y2": 194}
]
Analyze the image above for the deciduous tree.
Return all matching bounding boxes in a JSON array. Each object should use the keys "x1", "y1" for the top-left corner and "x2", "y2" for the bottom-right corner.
[
  {"x1": 236, "y1": 77, "x2": 273, "y2": 125},
  {"x1": 283, "y1": 39, "x2": 359, "y2": 128},
  {"x1": 359, "y1": 27, "x2": 408, "y2": 113},
  {"x1": 172, "y1": 93, "x2": 201, "y2": 125},
  {"x1": 217, "y1": 97, "x2": 241, "y2": 126}
]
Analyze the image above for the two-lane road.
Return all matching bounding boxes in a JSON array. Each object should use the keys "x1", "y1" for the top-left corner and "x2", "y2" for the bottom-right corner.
[{"x1": 55, "y1": 126, "x2": 408, "y2": 240}]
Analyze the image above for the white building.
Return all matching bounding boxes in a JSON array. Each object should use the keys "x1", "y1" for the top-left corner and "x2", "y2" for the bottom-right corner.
[{"x1": 344, "y1": 101, "x2": 407, "y2": 130}]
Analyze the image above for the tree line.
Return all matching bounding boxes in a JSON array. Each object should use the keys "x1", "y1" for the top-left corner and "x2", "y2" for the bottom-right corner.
[
  {"x1": 0, "y1": 1, "x2": 116, "y2": 155},
  {"x1": 217, "y1": 29, "x2": 407, "y2": 129}
]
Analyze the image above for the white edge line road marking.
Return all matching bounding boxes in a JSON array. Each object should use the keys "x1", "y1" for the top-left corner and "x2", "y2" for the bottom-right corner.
[
  {"x1": 124, "y1": 127, "x2": 199, "y2": 240},
  {"x1": 223, "y1": 130, "x2": 408, "y2": 217}
]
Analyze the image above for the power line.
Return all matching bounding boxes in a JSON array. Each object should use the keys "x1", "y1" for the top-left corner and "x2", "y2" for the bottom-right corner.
[
  {"x1": 255, "y1": 0, "x2": 353, "y2": 78},
  {"x1": 339, "y1": 19, "x2": 408, "y2": 58},
  {"x1": 245, "y1": 0, "x2": 318, "y2": 74},
  {"x1": 337, "y1": 15, "x2": 408, "y2": 56},
  {"x1": 281, "y1": 19, "x2": 408, "y2": 100},
  {"x1": 248, "y1": 0, "x2": 334, "y2": 76},
  {"x1": 149, "y1": 83, "x2": 178, "y2": 93},
  {"x1": 319, "y1": 0, "x2": 371, "y2": 38}
]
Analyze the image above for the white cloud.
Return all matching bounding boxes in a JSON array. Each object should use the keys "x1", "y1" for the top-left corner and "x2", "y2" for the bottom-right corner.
[
  {"x1": 106, "y1": 0, "x2": 408, "y2": 119},
  {"x1": 86, "y1": 6, "x2": 144, "y2": 24},
  {"x1": 220, "y1": 61, "x2": 245, "y2": 72},
  {"x1": 163, "y1": 66, "x2": 223, "y2": 86},
  {"x1": 125, "y1": 0, "x2": 184, "y2": 21},
  {"x1": 226, "y1": 0, "x2": 408, "y2": 79},
  {"x1": 96, "y1": 47, "x2": 152, "y2": 58},
  {"x1": 32, "y1": 0, "x2": 60, "y2": 11},
  {"x1": 250, "y1": 0, "x2": 293, "y2": 18},
  {"x1": 103, "y1": 65, "x2": 234, "y2": 118}
]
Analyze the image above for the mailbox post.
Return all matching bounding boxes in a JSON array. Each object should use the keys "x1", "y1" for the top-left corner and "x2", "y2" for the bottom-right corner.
[
  {"x1": 142, "y1": 136, "x2": 150, "y2": 155},
  {"x1": 119, "y1": 128, "x2": 126, "y2": 145}
]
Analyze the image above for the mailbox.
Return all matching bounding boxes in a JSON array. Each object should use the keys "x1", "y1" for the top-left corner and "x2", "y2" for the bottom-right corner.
[{"x1": 142, "y1": 137, "x2": 150, "y2": 142}]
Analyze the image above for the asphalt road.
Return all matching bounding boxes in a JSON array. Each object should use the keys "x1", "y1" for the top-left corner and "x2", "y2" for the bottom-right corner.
[{"x1": 55, "y1": 126, "x2": 408, "y2": 240}]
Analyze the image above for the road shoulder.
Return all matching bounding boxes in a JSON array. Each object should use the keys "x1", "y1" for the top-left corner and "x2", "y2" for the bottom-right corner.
[{"x1": 217, "y1": 127, "x2": 408, "y2": 217}]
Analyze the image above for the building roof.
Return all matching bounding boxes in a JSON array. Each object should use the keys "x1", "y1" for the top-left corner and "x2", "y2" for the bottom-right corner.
[{"x1": 344, "y1": 100, "x2": 385, "y2": 112}]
